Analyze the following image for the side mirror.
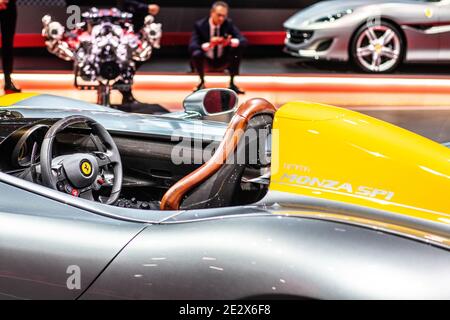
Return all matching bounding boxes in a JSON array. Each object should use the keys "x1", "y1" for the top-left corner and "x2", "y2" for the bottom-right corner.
[{"x1": 183, "y1": 88, "x2": 238, "y2": 117}]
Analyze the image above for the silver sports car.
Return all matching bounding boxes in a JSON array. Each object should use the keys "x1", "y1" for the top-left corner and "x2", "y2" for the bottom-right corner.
[
  {"x1": 0, "y1": 91, "x2": 449, "y2": 299},
  {"x1": 284, "y1": 0, "x2": 450, "y2": 72}
]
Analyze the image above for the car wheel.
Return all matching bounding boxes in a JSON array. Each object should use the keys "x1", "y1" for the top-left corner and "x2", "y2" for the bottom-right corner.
[{"x1": 351, "y1": 21, "x2": 404, "y2": 73}]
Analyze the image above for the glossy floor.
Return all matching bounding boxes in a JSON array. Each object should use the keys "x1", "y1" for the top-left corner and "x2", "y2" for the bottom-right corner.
[{"x1": 1, "y1": 72, "x2": 449, "y2": 143}]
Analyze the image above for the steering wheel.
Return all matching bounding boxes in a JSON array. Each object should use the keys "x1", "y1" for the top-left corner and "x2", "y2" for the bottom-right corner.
[{"x1": 40, "y1": 115, "x2": 123, "y2": 205}]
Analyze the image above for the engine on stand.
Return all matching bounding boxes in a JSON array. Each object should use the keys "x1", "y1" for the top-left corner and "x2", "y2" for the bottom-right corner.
[{"x1": 42, "y1": 7, "x2": 162, "y2": 106}]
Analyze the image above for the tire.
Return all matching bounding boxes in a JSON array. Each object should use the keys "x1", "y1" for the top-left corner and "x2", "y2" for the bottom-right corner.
[{"x1": 350, "y1": 21, "x2": 404, "y2": 73}]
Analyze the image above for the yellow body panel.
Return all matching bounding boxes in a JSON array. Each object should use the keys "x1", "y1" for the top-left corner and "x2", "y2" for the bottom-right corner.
[
  {"x1": 270, "y1": 101, "x2": 450, "y2": 226},
  {"x1": 0, "y1": 93, "x2": 39, "y2": 107}
]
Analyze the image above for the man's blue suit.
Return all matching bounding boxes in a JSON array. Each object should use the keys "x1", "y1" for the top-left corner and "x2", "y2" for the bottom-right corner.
[{"x1": 189, "y1": 17, "x2": 248, "y2": 79}]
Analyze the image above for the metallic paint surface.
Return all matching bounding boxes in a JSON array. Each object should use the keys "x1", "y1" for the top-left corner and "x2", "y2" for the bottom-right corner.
[
  {"x1": 284, "y1": 0, "x2": 450, "y2": 63},
  {"x1": 0, "y1": 93, "x2": 39, "y2": 107},
  {"x1": 81, "y1": 215, "x2": 450, "y2": 300},
  {"x1": 261, "y1": 190, "x2": 450, "y2": 242},
  {"x1": 0, "y1": 181, "x2": 146, "y2": 300}
]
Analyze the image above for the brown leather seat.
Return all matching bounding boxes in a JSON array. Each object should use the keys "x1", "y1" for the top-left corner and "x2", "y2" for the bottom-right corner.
[{"x1": 160, "y1": 98, "x2": 277, "y2": 210}]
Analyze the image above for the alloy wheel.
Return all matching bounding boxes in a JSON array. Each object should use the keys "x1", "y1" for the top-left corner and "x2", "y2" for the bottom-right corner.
[{"x1": 355, "y1": 25, "x2": 401, "y2": 72}]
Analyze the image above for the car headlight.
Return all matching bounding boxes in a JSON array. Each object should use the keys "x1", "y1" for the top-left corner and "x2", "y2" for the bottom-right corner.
[{"x1": 313, "y1": 9, "x2": 353, "y2": 24}]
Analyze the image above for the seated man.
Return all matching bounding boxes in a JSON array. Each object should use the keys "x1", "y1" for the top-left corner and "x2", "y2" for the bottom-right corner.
[{"x1": 189, "y1": 1, "x2": 248, "y2": 94}]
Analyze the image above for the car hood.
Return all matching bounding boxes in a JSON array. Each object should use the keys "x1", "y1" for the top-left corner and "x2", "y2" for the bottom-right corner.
[
  {"x1": 284, "y1": 0, "x2": 422, "y2": 28},
  {"x1": 0, "y1": 94, "x2": 228, "y2": 143}
]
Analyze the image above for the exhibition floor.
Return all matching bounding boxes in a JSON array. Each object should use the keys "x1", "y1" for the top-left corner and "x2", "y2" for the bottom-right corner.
[{"x1": 9, "y1": 49, "x2": 450, "y2": 75}]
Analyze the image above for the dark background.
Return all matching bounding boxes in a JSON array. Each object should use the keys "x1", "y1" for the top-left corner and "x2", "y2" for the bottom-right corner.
[
  {"x1": 12, "y1": 0, "x2": 319, "y2": 61},
  {"x1": 16, "y1": 0, "x2": 322, "y2": 34},
  {"x1": 65, "y1": 0, "x2": 319, "y2": 9}
]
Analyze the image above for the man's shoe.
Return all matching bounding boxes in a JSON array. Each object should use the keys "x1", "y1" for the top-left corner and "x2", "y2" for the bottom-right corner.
[
  {"x1": 4, "y1": 81, "x2": 22, "y2": 94},
  {"x1": 194, "y1": 81, "x2": 205, "y2": 92},
  {"x1": 228, "y1": 83, "x2": 245, "y2": 95},
  {"x1": 121, "y1": 91, "x2": 139, "y2": 105}
]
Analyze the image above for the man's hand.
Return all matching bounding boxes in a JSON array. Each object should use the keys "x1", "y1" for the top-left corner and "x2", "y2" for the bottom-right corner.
[
  {"x1": 148, "y1": 4, "x2": 160, "y2": 16},
  {"x1": 222, "y1": 35, "x2": 233, "y2": 47},
  {"x1": 0, "y1": 0, "x2": 9, "y2": 11},
  {"x1": 210, "y1": 36, "x2": 223, "y2": 47}
]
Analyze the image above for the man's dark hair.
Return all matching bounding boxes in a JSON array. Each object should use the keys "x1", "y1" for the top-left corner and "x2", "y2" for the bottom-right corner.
[{"x1": 212, "y1": 1, "x2": 229, "y2": 10}]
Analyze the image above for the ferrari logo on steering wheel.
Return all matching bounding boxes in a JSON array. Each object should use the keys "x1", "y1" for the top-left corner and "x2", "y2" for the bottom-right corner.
[{"x1": 80, "y1": 160, "x2": 92, "y2": 177}]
